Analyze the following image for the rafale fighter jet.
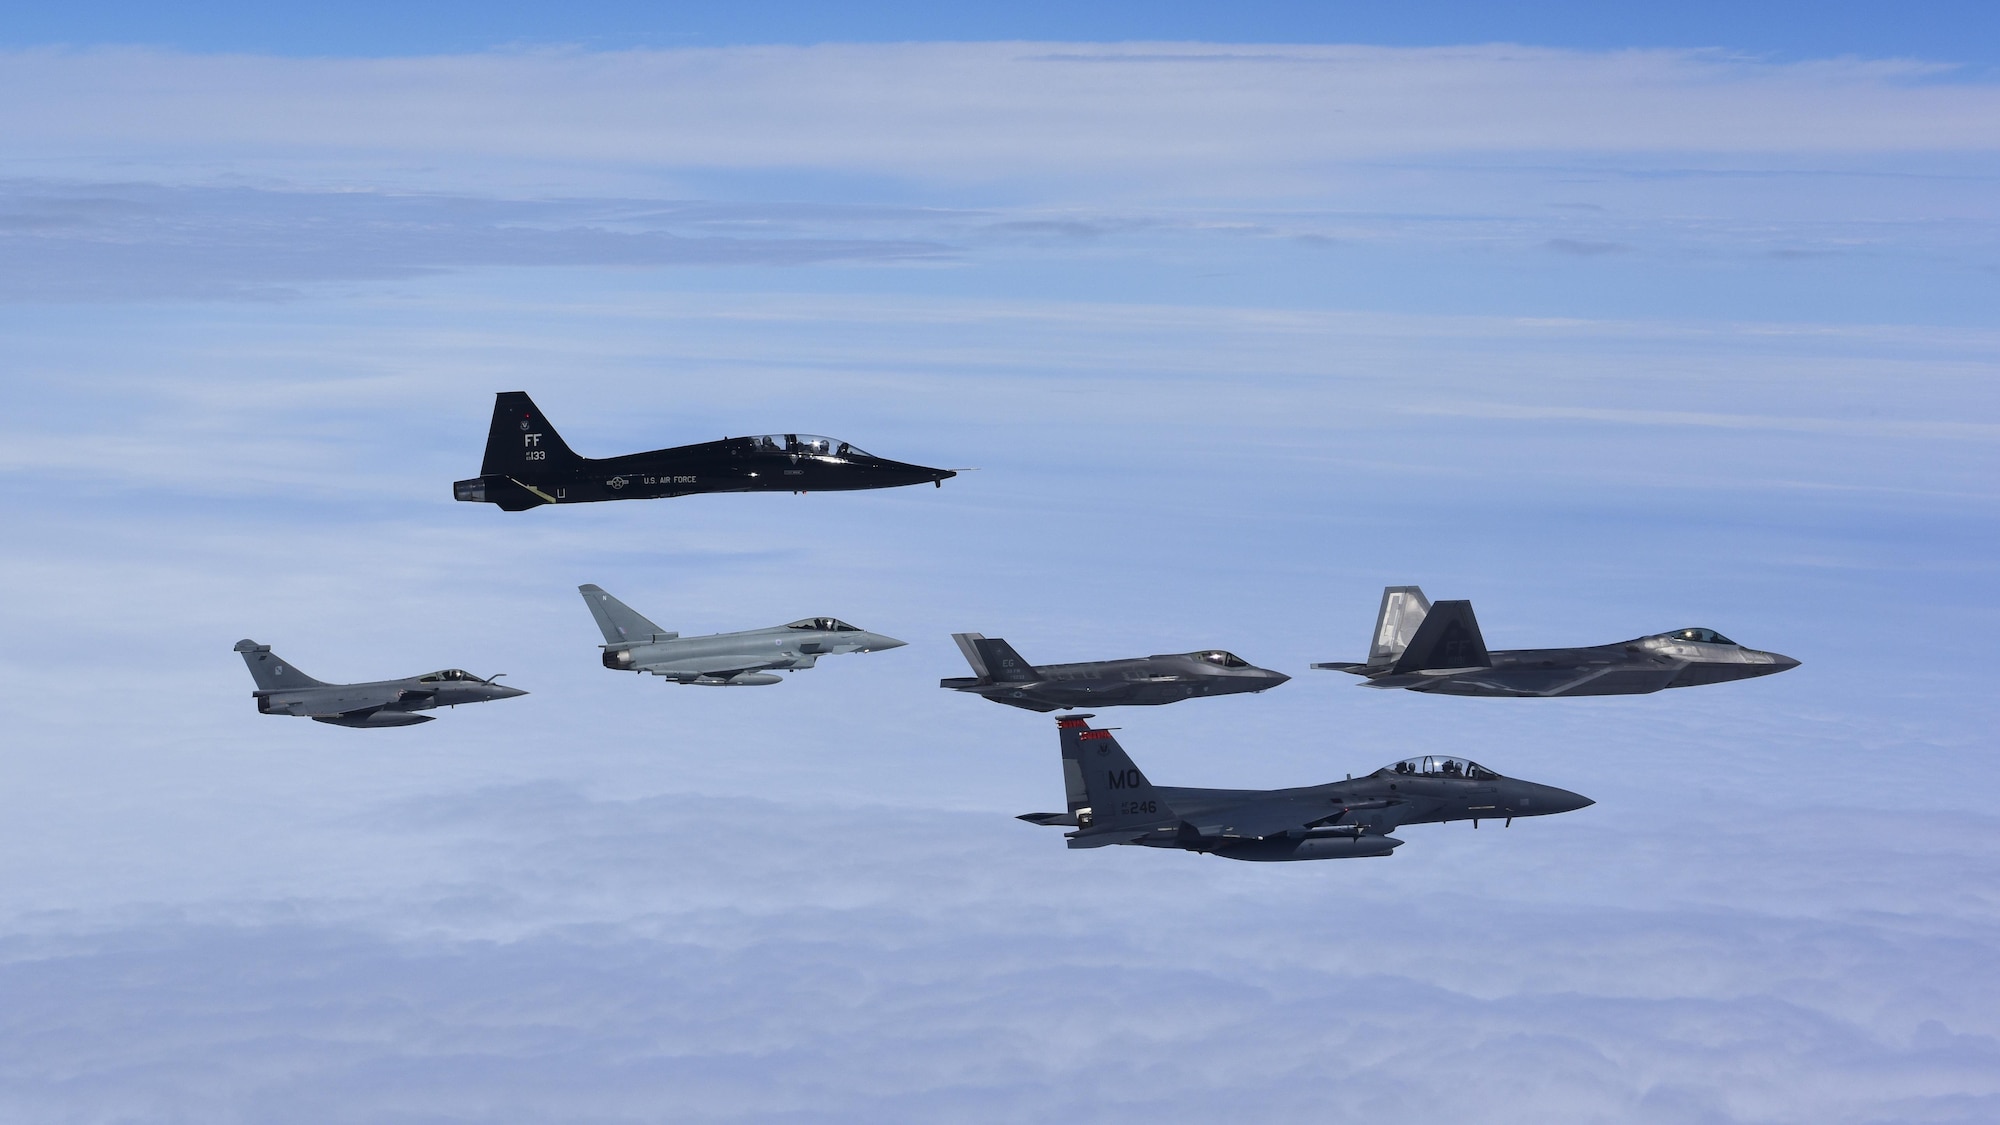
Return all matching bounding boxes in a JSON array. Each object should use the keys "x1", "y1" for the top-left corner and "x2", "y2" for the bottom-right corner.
[
  {"x1": 1018, "y1": 715, "x2": 1591, "y2": 860},
  {"x1": 1312, "y1": 586, "x2": 1800, "y2": 697},
  {"x1": 581, "y1": 584, "x2": 905, "y2": 686},
  {"x1": 454, "y1": 391, "x2": 956, "y2": 511},
  {"x1": 942, "y1": 633, "x2": 1288, "y2": 711},
  {"x1": 233, "y1": 640, "x2": 525, "y2": 727}
]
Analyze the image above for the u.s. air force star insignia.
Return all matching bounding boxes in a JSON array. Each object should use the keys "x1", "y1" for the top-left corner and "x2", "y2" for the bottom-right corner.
[{"x1": 606, "y1": 476, "x2": 628, "y2": 490}]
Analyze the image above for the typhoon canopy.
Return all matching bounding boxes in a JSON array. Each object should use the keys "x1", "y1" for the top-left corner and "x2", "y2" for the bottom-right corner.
[
  {"x1": 455, "y1": 392, "x2": 956, "y2": 511},
  {"x1": 580, "y1": 584, "x2": 905, "y2": 686},
  {"x1": 941, "y1": 633, "x2": 1289, "y2": 711},
  {"x1": 1312, "y1": 586, "x2": 1800, "y2": 697},
  {"x1": 233, "y1": 640, "x2": 526, "y2": 727},
  {"x1": 1017, "y1": 716, "x2": 1591, "y2": 860}
]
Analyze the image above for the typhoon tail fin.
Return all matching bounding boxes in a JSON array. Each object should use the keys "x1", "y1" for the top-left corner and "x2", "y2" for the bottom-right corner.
[
  {"x1": 1059, "y1": 715, "x2": 1176, "y2": 841},
  {"x1": 234, "y1": 640, "x2": 329, "y2": 691},
  {"x1": 1390, "y1": 599, "x2": 1491, "y2": 672},
  {"x1": 578, "y1": 585, "x2": 678, "y2": 645},
  {"x1": 951, "y1": 633, "x2": 1038, "y2": 683},
  {"x1": 481, "y1": 391, "x2": 583, "y2": 480},
  {"x1": 1368, "y1": 585, "x2": 1432, "y2": 665}
]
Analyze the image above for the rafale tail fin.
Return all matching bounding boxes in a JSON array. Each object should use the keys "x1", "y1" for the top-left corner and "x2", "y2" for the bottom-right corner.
[{"x1": 233, "y1": 639, "x2": 329, "y2": 691}]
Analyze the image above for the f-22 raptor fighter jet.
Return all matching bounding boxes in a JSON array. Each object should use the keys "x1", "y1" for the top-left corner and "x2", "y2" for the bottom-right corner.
[
  {"x1": 581, "y1": 584, "x2": 905, "y2": 686},
  {"x1": 233, "y1": 640, "x2": 526, "y2": 727},
  {"x1": 1018, "y1": 716, "x2": 1591, "y2": 860},
  {"x1": 1312, "y1": 586, "x2": 1800, "y2": 697},
  {"x1": 455, "y1": 391, "x2": 956, "y2": 511},
  {"x1": 942, "y1": 633, "x2": 1289, "y2": 711}
]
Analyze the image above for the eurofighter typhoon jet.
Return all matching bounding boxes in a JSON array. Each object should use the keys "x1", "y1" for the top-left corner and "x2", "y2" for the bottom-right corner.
[
  {"x1": 233, "y1": 640, "x2": 526, "y2": 727},
  {"x1": 581, "y1": 585, "x2": 905, "y2": 686},
  {"x1": 1018, "y1": 715, "x2": 1591, "y2": 860},
  {"x1": 455, "y1": 392, "x2": 956, "y2": 511},
  {"x1": 1312, "y1": 586, "x2": 1800, "y2": 697},
  {"x1": 942, "y1": 633, "x2": 1289, "y2": 711}
]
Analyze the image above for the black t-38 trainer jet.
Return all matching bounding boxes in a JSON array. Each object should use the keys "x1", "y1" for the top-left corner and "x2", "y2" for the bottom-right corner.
[{"x1": 455, "y1": 391, "x2": 956, "y2": 511}]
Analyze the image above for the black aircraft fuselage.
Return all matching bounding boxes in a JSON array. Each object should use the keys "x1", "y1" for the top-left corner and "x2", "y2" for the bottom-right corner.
[
  {"x1": 455, "y1": 392, "x2": 955, "y2": 511},
  {"x1": 1018, "y1": 716, "x2": 1591, "y2": 861},
  {"x1": 942, "y1": 633, "x2": 1290, "y2": 712}
]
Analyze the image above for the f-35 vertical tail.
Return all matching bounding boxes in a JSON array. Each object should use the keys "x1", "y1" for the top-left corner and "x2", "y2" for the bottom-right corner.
[
  {"x1": 1390, "y1": 599, "x2": 1491, "y2": 672},
  {"x1": 1059, "y1": 715, "x2": 1176, "y2": 845},
  {"x1": 578, "y1": 585, "x2": 678, "y2": 645},
  {"x1": 950, "y1": 633, "x2": 1038, "y2": 683},
  {"x1": 234, "y1": 640, "x2": 329, "y2": 691},
  {"x1": 481, "y1": 391, "x2": 583, "y2": 480}
]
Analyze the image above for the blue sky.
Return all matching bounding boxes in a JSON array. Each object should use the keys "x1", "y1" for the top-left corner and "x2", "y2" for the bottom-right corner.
[{"x1": 2, "y1": 10, "x2": 1999, "y2": 1124}]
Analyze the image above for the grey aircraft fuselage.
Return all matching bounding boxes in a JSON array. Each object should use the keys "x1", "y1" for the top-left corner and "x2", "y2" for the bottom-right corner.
[
  {"x1": 1313, "y1": 586, "x2": 1799, "y2": 698},
  {"x1": 581, "y1": 584, "x2": 904, "y2": 685},
  {"x1": 941, "y1": 632, "x2": 1289, "y2": 711},
  {"x1": 1018, "y1": 715, "x2": 1592, "y2": 861},
  {"x1": 233, "y1": 640, "x2": 526, "y2": 728}
]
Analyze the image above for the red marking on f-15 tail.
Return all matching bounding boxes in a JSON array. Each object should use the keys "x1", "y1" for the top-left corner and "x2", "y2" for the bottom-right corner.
[
  {"x1": 1079, "y1": 730, "x2": 1113, "y2": 741},
  {"x1": 1056, "y1": 717, "x2": 1090, "y2": 730}
]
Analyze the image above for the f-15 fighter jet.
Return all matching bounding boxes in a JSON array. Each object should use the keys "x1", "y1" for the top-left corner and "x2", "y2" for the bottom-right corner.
[
  {"x1": 455, "y1": 392, "x2": 956, "y2": 511},
  {"x1": 942, "y1": 633, "x2": 1288, "y2": 711},
  {"x1": 233, "y1": 639, "x2": 526, "y2": 727},
  {"x1": 580, "y1": 584, "x2": 905, "y2": 686},
  {"x1": 1018, "y1": 715, "x2": 1591, "y2": 860},
  {"x1": 1312, "y1": 586, "x2": 1799, "y2": 697}
]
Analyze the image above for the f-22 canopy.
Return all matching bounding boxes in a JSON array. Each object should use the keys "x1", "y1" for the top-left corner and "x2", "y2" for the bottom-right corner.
[
  {"x1": 454, "y1": 392, "x2": 955, "y2": 511},
  {"x1": 1312, "y1": 586, "x2": 1800, "y2": 697}
]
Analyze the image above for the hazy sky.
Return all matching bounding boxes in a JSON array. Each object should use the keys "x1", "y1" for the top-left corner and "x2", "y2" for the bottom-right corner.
[{"x1": 2, "y1": 8, "x2": 1997, "y2": 1124}]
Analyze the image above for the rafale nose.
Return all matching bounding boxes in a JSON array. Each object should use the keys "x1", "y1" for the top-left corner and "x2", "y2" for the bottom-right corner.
[{"x1": 495, "y1": 685, "x2": 529, "y2": 698}]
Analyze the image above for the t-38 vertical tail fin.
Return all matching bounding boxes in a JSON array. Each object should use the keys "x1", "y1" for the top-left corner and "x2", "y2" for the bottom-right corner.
[{"x1": 481, "y1": 391, "x2": 583, "y2": 480}]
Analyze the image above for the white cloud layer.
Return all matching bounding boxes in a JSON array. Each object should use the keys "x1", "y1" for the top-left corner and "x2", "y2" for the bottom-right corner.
[{"x1": 4, "y1": 44, "x2": 2000, "y2": 193}]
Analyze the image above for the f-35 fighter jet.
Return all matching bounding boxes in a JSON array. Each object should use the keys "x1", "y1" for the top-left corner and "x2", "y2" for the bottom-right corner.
[
  {"x1": 581, "y1": 584, "x2": 905, "y2": 686},
  {"x1": 455, "y1": 392, "x2": 956, "y2": 511},
  {"x1": 233, "y1": 640, "x2": 526, "y2": 727},
  {"x1": 1312, "y1": 586, "x2": 1800, "y2": 697},
  {"x1": 942, "y1": 633, "x2": 1288, "y2": 711},
  {"x1": 1018, "y1": 715, "x2": 1591, "y2": 860}
]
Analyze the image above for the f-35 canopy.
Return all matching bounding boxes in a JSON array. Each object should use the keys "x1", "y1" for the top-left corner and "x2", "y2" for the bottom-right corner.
[
  {"x1": 1194, "y1": 651, "x2": 1252, "y2": 668},
  {"x1": 1388, "y1": 755, "x2": 1501, "y2": 780}
]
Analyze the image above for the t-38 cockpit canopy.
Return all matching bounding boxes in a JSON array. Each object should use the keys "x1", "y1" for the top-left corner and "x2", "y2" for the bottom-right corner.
[
  {"x1": 418, "y1": 669, "x2": 484, "y2": 683},
  {"x1": 787, "y1": 617, "x2": 861, "y2": 632},
  {"x1": 1666, "y1": 627, "x2": 1737, "y2": 645},
  {"x1": 746, "y1": 434, "x2": 871, "y2": 457},
  {"x1": 1194, "y1": 650, "x2": 1252, "y2": 668},
  {"x1": 1387, "y1": 755, "x2": 1500, "y2": 780}
]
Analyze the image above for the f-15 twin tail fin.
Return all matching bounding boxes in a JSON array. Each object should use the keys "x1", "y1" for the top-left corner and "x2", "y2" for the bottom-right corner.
[
  {"x1": 1056, "y1": 715, "x2": 1177, "y2": 845},
  {"x1": 578, "y1": 585, "x2": 679, "y2": 646}
]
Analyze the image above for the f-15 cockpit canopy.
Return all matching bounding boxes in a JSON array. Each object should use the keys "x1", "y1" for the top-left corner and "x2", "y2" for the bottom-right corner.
[
  {"x1": 746, "y1": 434, "x2": 871, "y2": 458},
  {"x1": 1388, "y1": 755, "x2": 1500, "y2": 780},
  {"x1": 1667, "y1": 627, "x2": 1737, "y2": 645},
  {"x1": 418, "y1": 669, "x2": 485, "y2": 683},
  {"x1": 787, "y1": 617, "x2": 861, "y2": 632},
  {"x1": 1194, "y1": 651, "x2": 1252, "y2": 668}
]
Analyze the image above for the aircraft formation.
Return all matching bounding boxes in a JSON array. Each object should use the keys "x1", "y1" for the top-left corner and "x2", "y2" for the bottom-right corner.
[{"x1": 238, "y1": 391, "x2": 1801, "y2": 862}]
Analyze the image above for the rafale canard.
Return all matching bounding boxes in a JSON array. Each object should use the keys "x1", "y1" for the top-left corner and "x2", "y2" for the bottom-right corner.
[
  {"x1": 1018, "y1": 715, "x2": 1591, "y2": 860},
  {"x1": 233, "y1": 640, "x2": 526, "y2": 727},
  {"x1": 1313, "y1": 585, "x2": 1800, "y2": 697},
  {"x1": 455, "y1": 391, "x2": 956, "y2": 511}
]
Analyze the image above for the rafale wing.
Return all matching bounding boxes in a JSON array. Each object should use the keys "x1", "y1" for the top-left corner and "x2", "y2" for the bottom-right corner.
[{"x1": 302, "y1": 685, "x2": 429, "y2": 717}]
